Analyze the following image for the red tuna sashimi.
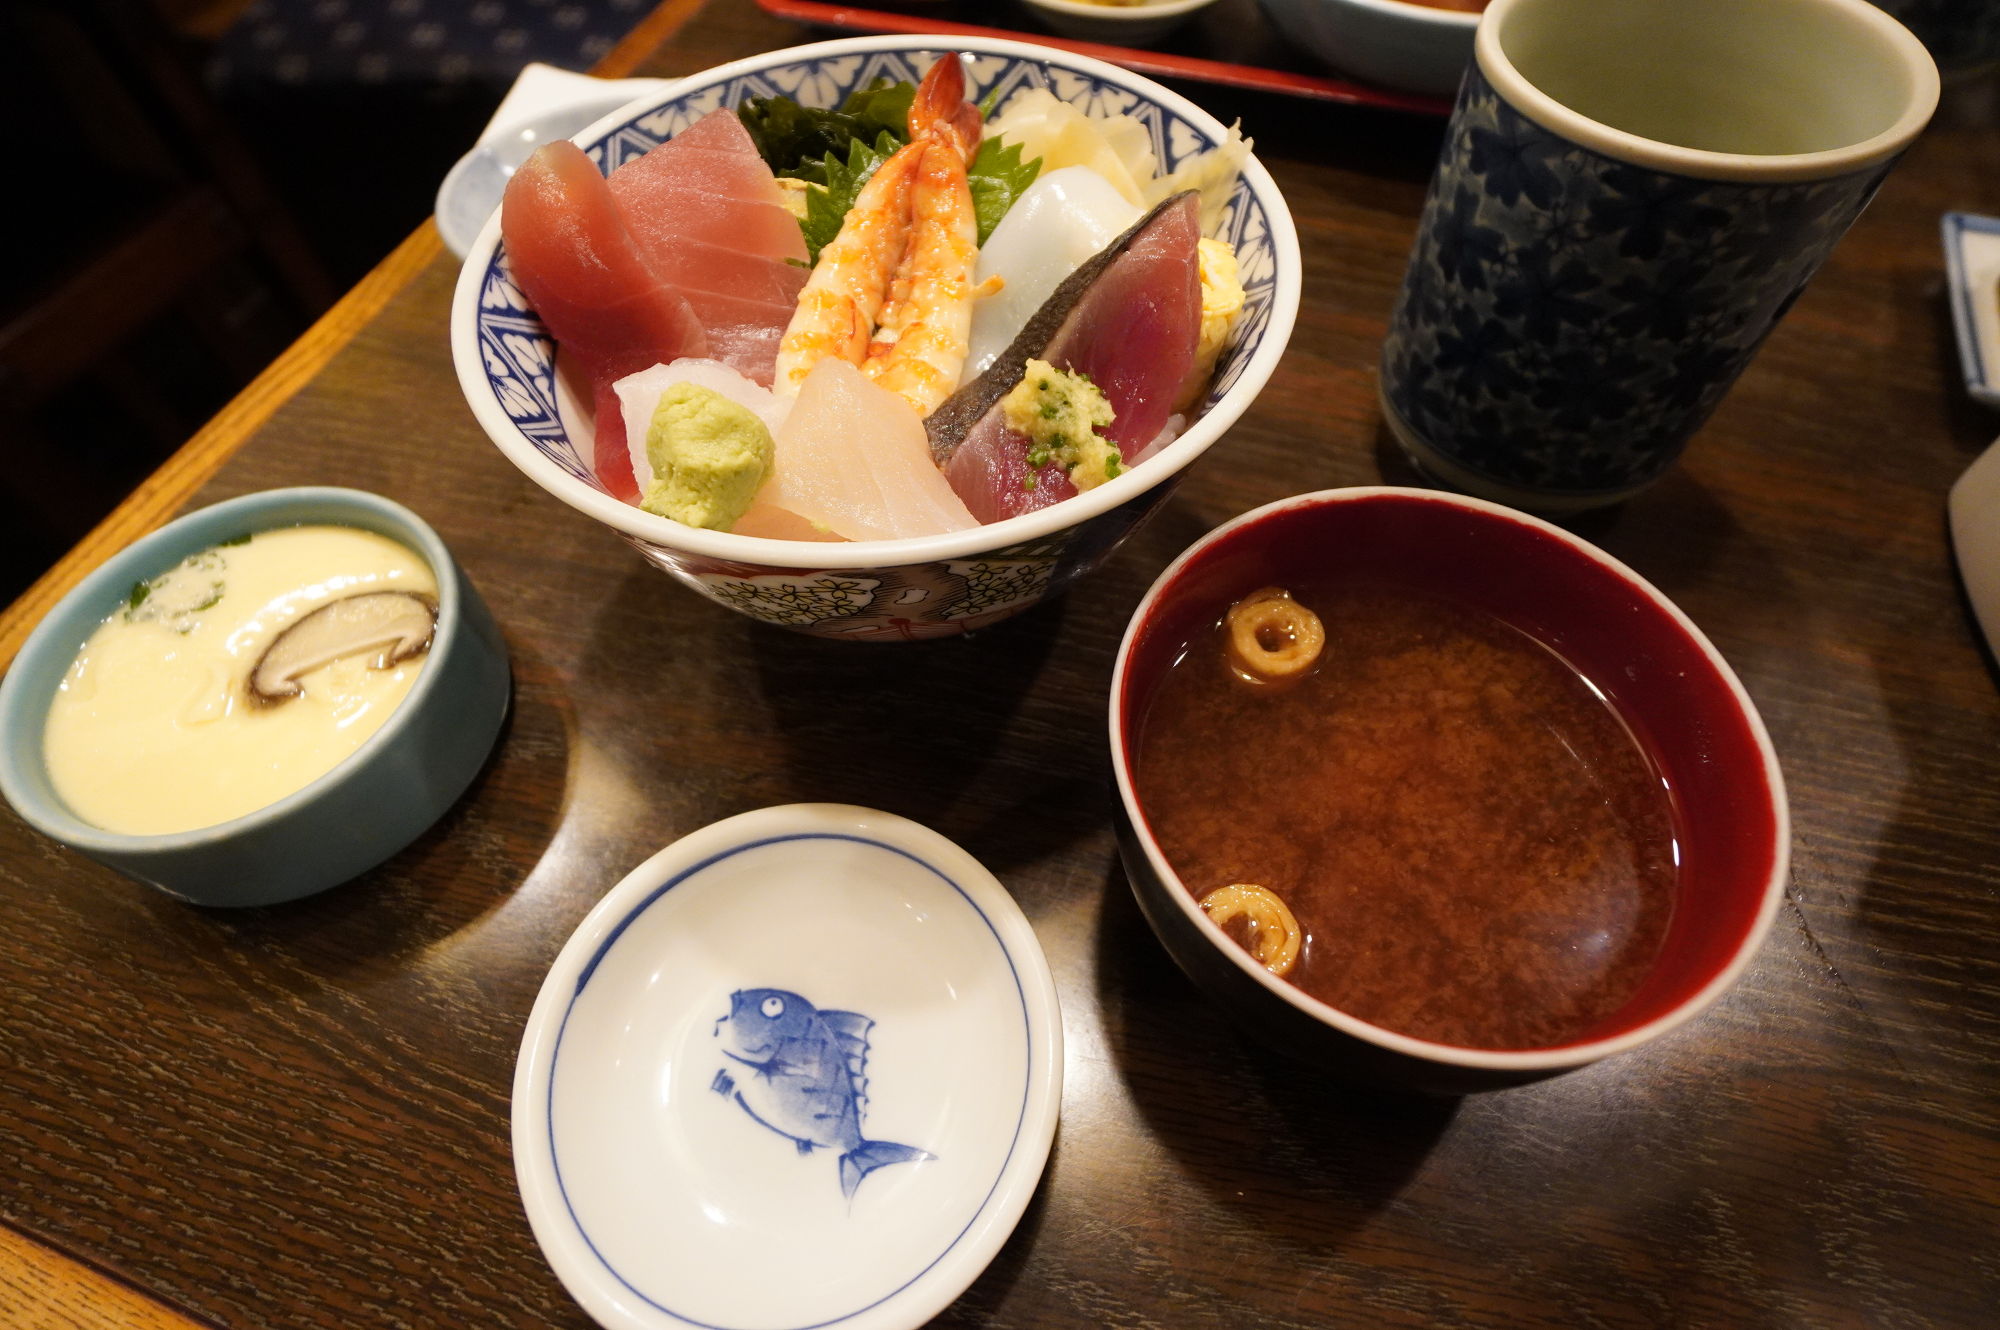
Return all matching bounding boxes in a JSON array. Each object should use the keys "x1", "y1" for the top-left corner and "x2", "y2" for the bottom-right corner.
[
  {"x1": 502, "y1": 140, "x2": 709, "y2": 501},
  {"x1": 929, "y1": 193, "x2": 1201, "y2": 524},
  {"x1": 610, "y1": 110, "x2": 810, "y2": 386}
]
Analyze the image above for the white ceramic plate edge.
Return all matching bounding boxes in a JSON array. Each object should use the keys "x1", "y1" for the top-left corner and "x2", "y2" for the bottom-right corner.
[
  {"x1": 1944, "y1": 211, "x2": 2000, "y2": 411},
  {"x1": 512, "y1": 804, "x2": 1063, "y2": 1330}
]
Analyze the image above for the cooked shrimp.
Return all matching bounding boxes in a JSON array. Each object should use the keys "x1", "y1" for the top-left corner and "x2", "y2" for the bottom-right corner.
[
  {"x1": 772, "y1": 147, "x2": 917, "y2": 398},
  {"x1": 772, "y1": 55, "x2": 983, "y2": 414},
  {"x1": 862, "y1": 136, "x2": 979, "y2": 415}
]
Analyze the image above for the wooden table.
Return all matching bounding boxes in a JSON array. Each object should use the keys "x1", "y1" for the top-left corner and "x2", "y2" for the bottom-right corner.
[{"x1": 4, "y1": 3, "x2": 1997, "y2": 1326}]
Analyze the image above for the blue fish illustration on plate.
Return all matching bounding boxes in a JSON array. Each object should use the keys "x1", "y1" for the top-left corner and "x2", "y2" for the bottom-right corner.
[{"x1": 711, "y1": 988, "x2": 935, "y2": 1200}]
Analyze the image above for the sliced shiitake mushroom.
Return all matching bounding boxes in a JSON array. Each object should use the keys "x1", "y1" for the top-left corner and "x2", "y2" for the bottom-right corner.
[{"x1": 247, "y1": 591, "x2": 438, "y2": 706}]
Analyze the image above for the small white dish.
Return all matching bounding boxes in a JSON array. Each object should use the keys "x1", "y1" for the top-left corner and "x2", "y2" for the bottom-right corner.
[
  {"x1": 436, "y1": 86, "x2": 673, "y2": 259},
  {"x1": 1020, "y1": 0, "x2": 1221, "y2": 46},
  {"x1": 1944, "y1": 211, "x2": 2000, "y2": 411},
  {"x1": 513, "y1": 804, "x2": 1063, "y2": 1330}
]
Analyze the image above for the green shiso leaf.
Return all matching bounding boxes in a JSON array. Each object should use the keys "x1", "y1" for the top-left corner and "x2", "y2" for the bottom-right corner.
[
  {"x1": 968, "y1": 136, "x2": 1040, "y2": 246},
  {"x1": 838, "y1": 79, "x2": 915, "y2": 145},
  {"x1": 797, "y1": 132, "x2": 899, "y2": 265},
  {"x1": 742, "y1": 80, "x2": 1041, "y2": 260}
]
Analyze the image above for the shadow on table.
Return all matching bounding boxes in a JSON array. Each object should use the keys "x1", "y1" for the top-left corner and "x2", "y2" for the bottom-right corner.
[
  {"x1": 1091, "y1": 861, "x2": 1455, "y2": 1250},
  {"x1": 733, "y1": 577, "x2": 1096, "y2": 873},
  {"x1": 1369, "y1": 419, "x2": 1744, "y2": 596},
  {"x1": 155, "y1": 636, "x2": 574, "y2": 971}
]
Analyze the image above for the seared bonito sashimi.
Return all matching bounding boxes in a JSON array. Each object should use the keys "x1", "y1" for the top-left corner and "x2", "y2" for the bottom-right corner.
[
  {"x1": 501, "y1": 61, "x2": 1251, "y2": 538},
  {"x1": 927, "y1": 192, "x2": 1203, "y2": 524},
  {"x1": 500, "y1": 140, "x2": 710, "y2": 501},
  {"x1": 608, "y1": 110, "x2": 810, "y2": 387}
]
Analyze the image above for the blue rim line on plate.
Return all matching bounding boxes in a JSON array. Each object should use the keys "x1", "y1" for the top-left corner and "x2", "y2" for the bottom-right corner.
[{"x1": 545, "y1": 831, "x2": 1034, "y2": 1330}]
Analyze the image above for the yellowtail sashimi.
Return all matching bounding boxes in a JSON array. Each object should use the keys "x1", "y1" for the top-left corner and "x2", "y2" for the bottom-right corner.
[{"x1": 760, "y1": 360, "x2": 977, "y2": 541}]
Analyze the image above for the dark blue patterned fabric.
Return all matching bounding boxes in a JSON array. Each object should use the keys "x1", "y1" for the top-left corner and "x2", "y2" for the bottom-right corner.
[
  {"x1": 1382, "y1": 65, "x2": 1890, "y2": 501},
  {"x1": 210, "y1": 0, "x2": 651, "y2": 87}
]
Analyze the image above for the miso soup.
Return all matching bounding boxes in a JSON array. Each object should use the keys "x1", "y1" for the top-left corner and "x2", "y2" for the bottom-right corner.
[{"x1": 1132, "y1": 581, "x2": 1679, "y2": 1050}]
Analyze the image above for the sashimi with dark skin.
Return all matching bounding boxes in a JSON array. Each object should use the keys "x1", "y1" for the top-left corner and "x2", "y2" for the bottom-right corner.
[
  {"x1": 501, "y1": 140, "x2": 709, "y2": 500},
  {"x1": 925, "y1": 191, "x2": 1202, "y2": 523}
]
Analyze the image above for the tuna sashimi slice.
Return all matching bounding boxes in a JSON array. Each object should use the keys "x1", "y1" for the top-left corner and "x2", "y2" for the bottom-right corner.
[
  {"x1": 763, "y1": 360, "x2": 977, "y2": 542},
  {"x1": 610, "y1": 110, "x2": 809, "y2": 386},
  {"x1": 501, "y1": 140, "x2": 710, "y2": 501},
  {"x1": 929, "y1": 192, "x2": 1202, "y2": 525}
]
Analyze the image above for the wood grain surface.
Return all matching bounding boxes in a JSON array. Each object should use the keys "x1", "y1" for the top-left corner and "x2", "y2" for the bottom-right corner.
[
  {"x1": 1, "y1": 4, "x2": 1996, "y2": 1328},
  {"x1": 0, "y1": 1227, "x2": 214, "y2": 1330}
]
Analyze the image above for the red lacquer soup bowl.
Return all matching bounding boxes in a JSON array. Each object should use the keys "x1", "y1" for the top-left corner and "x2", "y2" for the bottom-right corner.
[{"x1": 1108, "y1": 487, "x2": 1789, "y2": 1093}]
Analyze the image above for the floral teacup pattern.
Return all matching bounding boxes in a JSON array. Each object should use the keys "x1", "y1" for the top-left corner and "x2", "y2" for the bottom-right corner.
[{"x1": 1383, "y1": 66, "x2": 1890, "y2": 504}]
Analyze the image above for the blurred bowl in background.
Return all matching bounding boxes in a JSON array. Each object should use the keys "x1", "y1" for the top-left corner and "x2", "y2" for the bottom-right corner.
[
  {"x1": 1019, "y1": 0, "x2": 1226, "y2": 46},
  {"x1": 1255, "y1": 0, "x2": 1479, "y2": 96}
]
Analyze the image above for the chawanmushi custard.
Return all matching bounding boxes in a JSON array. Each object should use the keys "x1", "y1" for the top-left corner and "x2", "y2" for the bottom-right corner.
[
  {"x1": 43, "y1": 525, "x2": 437, "y2": 836},
  {"x1": 1133, "y1": 581, "x2": 1680, "y2": 1051}
]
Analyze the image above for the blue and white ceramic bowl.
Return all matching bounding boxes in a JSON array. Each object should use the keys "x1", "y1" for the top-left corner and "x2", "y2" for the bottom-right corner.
[
  {"x1": 513, "y1": 805, "x2": 1063, "y2": 1330},
  {"x1": 451, "y1": 36, "x2": 1300, "y2": 641},
  {"x1": 0, "y1": 488, "x2": 511, "y2": 908}
]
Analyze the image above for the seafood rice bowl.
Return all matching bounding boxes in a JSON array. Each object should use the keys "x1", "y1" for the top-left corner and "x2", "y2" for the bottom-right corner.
[{"x1": 452, "y1": 35, "x2": 1300, "y2": 641}]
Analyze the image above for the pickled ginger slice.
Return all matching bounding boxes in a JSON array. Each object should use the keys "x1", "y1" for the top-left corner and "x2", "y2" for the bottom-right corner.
[
  {"x1": 928, "y1": 192, "x2": 1201, "y2": 524},
  {"x1": 763, "y1": 360, "x2": 977, "y2": 541},
  {"x1": 609, "y1": 110, "x2": 810, "y2": 386},
  {"x1": 966, "y1": 166, "x2": 1140, "y2": 379},
  {"x1": 501, "y1": 140, "x2": 711, "y2": 501},
  {"x1": 1142, "y1": 121, "x2": 1253, "y2": 239},
  {"x1": 982, "y1": 89, "x2": 1157, "y2": 209},
  {"x1": 615, "y1": 359, "x2": 791, "y2": 495}
]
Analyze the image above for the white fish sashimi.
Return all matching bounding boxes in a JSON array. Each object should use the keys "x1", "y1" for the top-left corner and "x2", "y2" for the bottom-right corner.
[
  {"x1": 966, "y1": 167, "x2": 1141, "y2": 379},
  {"x1": 762, "y1": 360, "x2": 977, "y2": 541},
  {"x1": 614, "y1": 359, "x2": 791, "y2": 492}
]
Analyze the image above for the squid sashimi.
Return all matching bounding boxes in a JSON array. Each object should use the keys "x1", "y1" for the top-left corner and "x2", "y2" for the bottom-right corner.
[
  {"x1": 609, "y1": 110, "x2": 811, "y2": 385},
  {"x1": 927, "y1": 192, "x2": 1203, "y2": 524},
  {"x1": 501, "y1": 140, "x2": 710, "y2": 501},
  {"x1": 761, "y1": 360, "x2": 977, "y2": 541},
  {"x1": 965, "y1": 166, "x2": 1141, "y2": 379}
]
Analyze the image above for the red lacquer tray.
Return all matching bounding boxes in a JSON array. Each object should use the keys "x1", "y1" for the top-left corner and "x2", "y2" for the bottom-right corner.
[{"x1": 752, "y1": 0, "x2": 1455, "y2": 114}]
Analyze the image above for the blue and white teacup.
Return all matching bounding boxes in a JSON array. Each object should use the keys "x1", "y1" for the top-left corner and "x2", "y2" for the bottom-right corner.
[{"x1": 1381, "y1": 0, "x2": 1940, "y2": 512}]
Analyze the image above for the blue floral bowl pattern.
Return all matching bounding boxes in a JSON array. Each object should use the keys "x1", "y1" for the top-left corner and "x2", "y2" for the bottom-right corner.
[
  {"x1": 1382, "y1": 65, "x2": 1891, "y2": 505},
  {"x1": 455, "y1": 37, "x2": 1298, "y2": 641}
]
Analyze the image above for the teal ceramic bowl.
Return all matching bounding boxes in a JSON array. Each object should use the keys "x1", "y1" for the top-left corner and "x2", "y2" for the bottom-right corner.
[{"x1": 0, "y1": 488, "x2": 512, "y2": 907}]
